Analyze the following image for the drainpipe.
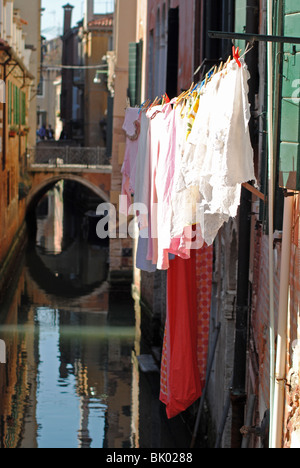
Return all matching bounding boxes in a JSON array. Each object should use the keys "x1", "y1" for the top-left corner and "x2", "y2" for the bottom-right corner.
[
  {"x1": 267, "y1": 0, "x2": 276, "y2": 448},
  {"x1": 271, "y1": 193, "x2": 293, "y2": 448}
]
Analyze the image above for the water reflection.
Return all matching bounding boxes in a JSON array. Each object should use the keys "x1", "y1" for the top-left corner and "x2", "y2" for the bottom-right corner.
[
  {"x1": 0, "y1": 182, "x2": 191, "y2": 449},
  {"x1": 0, "y1": 183, "x2": 135, "y2": 448}
]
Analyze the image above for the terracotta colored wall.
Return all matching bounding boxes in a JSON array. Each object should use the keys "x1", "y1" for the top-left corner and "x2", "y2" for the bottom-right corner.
[
  {"x1": 109, "y1": 0, "x2": 137, "y2": 274},
  {"x1": 147, "y1": 0, "x2": 195, "y2": 96},
  {"x1": 284, "y1": 195, "x2": 300, "y2": 448},
  {"x1": 0, "y1": 74, "x2": 28, "y2": 270}
]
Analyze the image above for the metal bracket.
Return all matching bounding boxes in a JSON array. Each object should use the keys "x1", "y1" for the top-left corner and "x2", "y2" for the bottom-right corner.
[
  {"x1": 5, "y1": 62, "x2": 18, "y2": 80},
  {"x1": 283, "y1": 189, "x2": 297, "y2": 197},
  {"x1": 208, "y1": 31, "x2": 300, "y2": 45}
]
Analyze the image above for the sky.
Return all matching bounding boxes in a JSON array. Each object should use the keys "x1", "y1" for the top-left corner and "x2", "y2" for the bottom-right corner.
[{"x1": 41, "y1": 0, "x2": 114, "y2": 40}]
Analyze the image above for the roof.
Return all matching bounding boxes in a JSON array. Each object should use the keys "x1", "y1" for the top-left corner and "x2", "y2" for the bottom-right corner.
[{"x1": 88, "y1": 14, "x2": 113, "y2": 29}]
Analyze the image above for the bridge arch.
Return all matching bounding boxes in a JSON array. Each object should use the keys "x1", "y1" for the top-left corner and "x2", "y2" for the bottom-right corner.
[{"x1": 27, "y1": 173, "x2": 110, "y2": 212}]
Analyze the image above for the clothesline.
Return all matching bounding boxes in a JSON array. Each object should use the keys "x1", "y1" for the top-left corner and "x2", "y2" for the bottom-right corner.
[{"x1": 135, "y1": 45, "x2": 252, "y2": 114}]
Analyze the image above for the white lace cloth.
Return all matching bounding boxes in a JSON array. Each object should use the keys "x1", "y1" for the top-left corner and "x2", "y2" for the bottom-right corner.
[{"x1": 172, "y1": 59, "x2": 255, "y2": 245}]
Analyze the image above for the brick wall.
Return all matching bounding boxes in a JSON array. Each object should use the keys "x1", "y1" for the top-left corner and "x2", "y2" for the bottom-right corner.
[
  {"x1": 248, "y1": 194, "x2": 300, "y2": 447},
  {"x1": 284, "y1": 194, "x2": 300, "y2": 447},
  {"x1": 249, "y1": 226, "x2": 281, "y2": 442}
]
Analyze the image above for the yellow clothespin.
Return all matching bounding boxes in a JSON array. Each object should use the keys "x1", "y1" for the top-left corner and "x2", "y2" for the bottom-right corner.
[
  {"x1": 223, "y1": 55, "x2": 231, "y2": 75},
  {"x1": 175, "y1": 82, "x2": 195, "y2": 107},
  {"x1": 148, "y1": 96, "x2": 160, "y2": 111},
  {"x1": 141, "y1": 99, "x2": 151, "y2": 111}
]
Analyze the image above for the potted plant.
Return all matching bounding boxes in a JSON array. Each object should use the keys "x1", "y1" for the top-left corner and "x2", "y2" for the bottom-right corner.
[
  {"x1": 23, "y1": 126, "x2": 30, "y2": 134},
  {"x1": 9, "y1": 125, "x2": 18, "y2": 138}
]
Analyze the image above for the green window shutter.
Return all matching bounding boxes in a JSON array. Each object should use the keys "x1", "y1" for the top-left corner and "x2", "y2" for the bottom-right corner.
[
  {"x1": 136, "y1": 40, "x2": 143, "y2": 106},
  {"x1": 16, "y1": 86, "x2": 20, "y2": 125},
  {"x1": 21, "y1": 91, "x2": 26, "y2": 125},
  {"x1": 13, "y1": 85, "x2": 17, "y2": 125},
  {"x1": 128, "y1": 41, "x2": 143, "y2": 107},
  {"x1": 279, "y1": 4, "x2": 300, "y2": 191},
  {"x1": 128, "y1": 42, "x2": 138, "y2": 106},
  {"x1": 8, "y1": 81, "x2": 12, "y2": 125},
  {"x1": 13, "y1": 85, "x2": 16, "y2": 125}
]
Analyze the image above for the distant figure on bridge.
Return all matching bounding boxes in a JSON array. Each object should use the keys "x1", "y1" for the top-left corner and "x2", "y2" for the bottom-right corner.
[
  {"x1": 100, "y1": 116, "x2": 107, "y2": 146},
  {"x1": 38, "y1": 125, "x2": 47, "y2": 140},
  {"x1": 47, "y1": 125, "x2": 54, "y2": 140},
  {"x1": 60, "y1": 127, "x2": 67, "y2": 140}
]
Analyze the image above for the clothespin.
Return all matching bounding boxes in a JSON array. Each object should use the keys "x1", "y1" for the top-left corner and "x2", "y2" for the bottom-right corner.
[
  {"x1": 174, "y1": 91, "x2": 185, "y2": 108},
  {"x1": 191, "y1": 83, "x2": 200, "y2": 93},
  {"x1": 240, "y1": 41, "x2": 255, "y2": 59},
  {"x1": 161, "y1": 93, "x2": 170, "y2": 105},
  {"x1": 174, "y1": 84, "x2": 193, "y2": 108},
  {"x1": 139, "y1": 99, "x2": 150, "y2": 114},
  {"x1": 232, "y1": 46, "x2": 242, "y2": 68},
  {"x1": 225, "y1": 56, "x2": 231, "y2": 68},
  {"x1": 188, "y1": 82, "x2": 194, "y2": 95},
  {"x1": 222, "y1": 56, "x2": 232, "y2": 76},
  {"x1": 148, "y1": 96, "x2": 160, "y2": 111},
  {"x1": 139, "y1": 100, "x2": 146, "y2": 113}
]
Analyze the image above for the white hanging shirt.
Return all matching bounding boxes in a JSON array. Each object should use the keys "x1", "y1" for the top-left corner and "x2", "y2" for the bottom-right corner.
[{"x1": 173, "y1": 59, "x2": 255, "y2": 245}]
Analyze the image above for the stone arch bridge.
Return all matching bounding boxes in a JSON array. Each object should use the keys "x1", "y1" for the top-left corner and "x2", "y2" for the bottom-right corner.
[{"x1": 26, "y1": 146, "x2": 111, "y2": 213}]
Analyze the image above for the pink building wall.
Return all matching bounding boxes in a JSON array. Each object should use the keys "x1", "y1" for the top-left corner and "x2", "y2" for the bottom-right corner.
[{"x1": 146, "y1": 0, "x2": 195, "y2": 98}]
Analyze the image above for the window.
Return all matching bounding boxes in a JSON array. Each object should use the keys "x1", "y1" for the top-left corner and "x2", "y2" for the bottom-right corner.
[
  {"x1": 8, "y1": 81, "x2": 12, "y2": 125},
  {"x1": 166, "y1": 8, "x2": 179, "y2": 99},
  {"x1": 128, "y1": 41, "x2": 143, "y2": 107},
  {"x1": 13, "y1": 85, "x2": 20, "y2": 126},
  {"x1": 37, "y1": 75, "x2": 44, "y2": 96}
]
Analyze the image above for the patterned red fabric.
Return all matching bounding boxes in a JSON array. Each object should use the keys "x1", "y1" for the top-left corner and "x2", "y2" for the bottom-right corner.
[
  {"x1": 195, "y1": 243, "x2": 213, "y2": 388},
  {"x1": 160, "y1": 244, "x2": 213, "y2": 419}
]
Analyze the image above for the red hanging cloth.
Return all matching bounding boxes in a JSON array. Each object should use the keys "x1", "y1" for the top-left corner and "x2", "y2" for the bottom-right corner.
[{"x1": 160, "y1": 244, "x2": 213, "y2": 419}]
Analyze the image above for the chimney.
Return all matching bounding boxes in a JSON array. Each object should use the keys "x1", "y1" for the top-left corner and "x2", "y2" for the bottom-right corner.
[
  {"x1": 63, "y1": 3, "x2": 74, "y2": 34},
  {"x1": 84, "y1": 0, "x2": 94, "y2": 29}
]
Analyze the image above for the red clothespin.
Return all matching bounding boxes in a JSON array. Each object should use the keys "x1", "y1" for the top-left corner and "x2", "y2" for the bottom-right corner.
[
  {"x1": 232, "y1": 46, "x2": 242, "y2": 68},
  {"x1": 162, "y1": 93, "x2": 170, "y2": 104}
]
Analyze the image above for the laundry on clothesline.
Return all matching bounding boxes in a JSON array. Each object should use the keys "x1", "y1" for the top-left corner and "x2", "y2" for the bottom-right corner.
[
  {"x1": 121, "y1": 55, "x2": 256, "y2": 273},
  {"x1": 121, "y1": 54, "x2": 256, "y2": 420}
]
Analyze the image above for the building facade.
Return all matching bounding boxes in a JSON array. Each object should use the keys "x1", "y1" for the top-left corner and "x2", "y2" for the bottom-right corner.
[
  {"x1": 37, "y1": 36, "x2": 62, "y2": 138},
  {"x1": 60, "y1": 1, "x2": 113, "y2": 147},
  {"x1": 0, "y1": 0, "x2": 41, "y2": 294},
  {"x1": 110, "y1": 0, "x2": 300, "y2": 448}
]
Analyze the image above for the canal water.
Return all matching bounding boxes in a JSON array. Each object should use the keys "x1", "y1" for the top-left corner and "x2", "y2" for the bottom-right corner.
[{"x1": 0, "y1": 182, "x2": 191, "y2": 449}]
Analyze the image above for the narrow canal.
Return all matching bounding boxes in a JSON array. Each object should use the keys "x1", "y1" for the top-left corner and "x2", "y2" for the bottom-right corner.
[{"x1": 0, "y1": 181, "x2": 191, "y2": 449}]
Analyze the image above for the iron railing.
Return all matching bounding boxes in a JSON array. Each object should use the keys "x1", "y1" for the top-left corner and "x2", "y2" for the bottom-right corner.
[{"x1": 27, "y1": 146, "x2": 111, "y2": 167}]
